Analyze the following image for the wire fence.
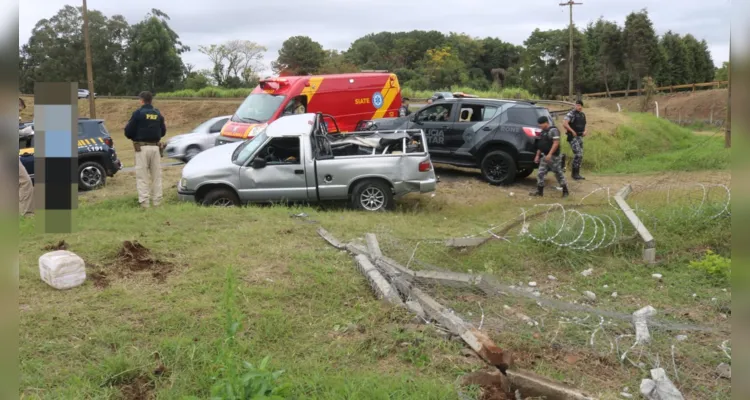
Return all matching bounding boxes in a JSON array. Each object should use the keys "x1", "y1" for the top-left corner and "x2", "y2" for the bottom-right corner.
[{"x1": 364, "y1": 182, "x2": 731, "y2": 398}]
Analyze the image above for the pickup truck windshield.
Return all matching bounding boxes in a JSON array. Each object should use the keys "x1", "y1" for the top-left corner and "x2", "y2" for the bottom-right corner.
[
  {"x1": 232, "y1": 94, "x2": 286, "y2": 123},
  {"x1": 232, "y1": 131, "x2": 268, "y2": 166}
]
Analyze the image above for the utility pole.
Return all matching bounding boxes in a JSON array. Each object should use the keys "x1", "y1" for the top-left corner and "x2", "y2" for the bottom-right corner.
[
  {"x1": 82, "y1": 0, "x2": 96, "y2": 118},
  {"x1": 725, "y1": 37, "x2": 731, "y2": 148},
  {"x1": 560, "y1": 0, "x2": 582, "y2": 102}
]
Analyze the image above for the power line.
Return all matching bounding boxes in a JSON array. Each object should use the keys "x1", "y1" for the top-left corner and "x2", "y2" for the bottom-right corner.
[{"x1": 559, "y1": 0, "x2": 582, "y2": 102}]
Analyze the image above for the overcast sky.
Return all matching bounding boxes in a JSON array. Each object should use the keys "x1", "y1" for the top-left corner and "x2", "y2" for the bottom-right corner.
[{"x1": 19, "y1": 0, "x2": 731, "y2": 76}]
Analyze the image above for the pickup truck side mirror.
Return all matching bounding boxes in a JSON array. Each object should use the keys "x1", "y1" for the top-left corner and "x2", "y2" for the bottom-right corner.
[{"x1": 252, "y1": 158, "x2": 267, "y2": 169}]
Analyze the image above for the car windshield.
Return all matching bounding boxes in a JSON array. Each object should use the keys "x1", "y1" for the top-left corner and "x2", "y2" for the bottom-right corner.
[
  {"x1": 192, "y1": 119, "x2": 215, "y2": 133},
  {"x1": 232, "y1": 131, "x2": 268, "y2": 166},
  {"x1": 232, "y1": 93, "x2": 286, "y2": 123}
]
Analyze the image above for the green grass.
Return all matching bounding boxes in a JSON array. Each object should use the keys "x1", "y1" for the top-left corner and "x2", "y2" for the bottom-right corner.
[
  {"x1": 156, "y1": 85, "x2": 536, "y2": 100},
  {"x1": 563, "y1": 113, "x2": 730, "y2": 173}
]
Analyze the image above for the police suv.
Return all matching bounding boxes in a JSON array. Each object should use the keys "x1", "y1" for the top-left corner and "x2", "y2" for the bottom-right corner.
[{"x1": 356, "y1": 98, "x2": 554, "y2": 185}]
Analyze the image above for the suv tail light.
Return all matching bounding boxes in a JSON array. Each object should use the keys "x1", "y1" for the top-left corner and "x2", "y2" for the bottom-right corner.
[
  {"x1": 418, "y1": 160, "x2": 432, "y2": 172},
  {"x1": 522, "y1": 127, "x2": 541, "y2": 138},
  {"x1": 103, "y1": 137, "x2": 113, "y2": 147}
]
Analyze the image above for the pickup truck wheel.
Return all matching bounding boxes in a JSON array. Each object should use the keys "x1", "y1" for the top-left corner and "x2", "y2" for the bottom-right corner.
[
  {"x1": 351, "y1": 180, "x2": 393, "y2": 212},
  {"x1": 480, "y1": 150, "x2": 517, "y2": 186},
  {"x1": 78, "y1": 161, "x2": 106, "y2": 191},
  {"x1": 515, "y1": 168, "x2": 534, "y2": 180},
  {"x1": 202, "y1": 188, "x2": 240, "y2": 207}
]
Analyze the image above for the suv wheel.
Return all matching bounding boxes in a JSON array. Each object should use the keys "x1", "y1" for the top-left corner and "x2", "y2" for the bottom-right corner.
[
  {"x1": 202, "y1": 188, "x2": 240, "y2": 207},
  {"x1": 78, "y1": 161, "x2": 106, "y2": 191},
  {"x1": 480, "y1": 150, "x2": 517, "y2": 185},
  {"x1": 351, "y1": 179, "x2": 393, "y2": 212}
]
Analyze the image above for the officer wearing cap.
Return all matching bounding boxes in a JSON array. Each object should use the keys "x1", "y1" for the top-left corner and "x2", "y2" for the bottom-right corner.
[
  {"x1": 530, "y1": 116, "x2": 568, "y2": 198},
  {"x1": 562, "y1": 100, "x2": 587, "y2": 180},
  {"x1": 124, "y1": 91, "x2": 166, "y2": 208}
]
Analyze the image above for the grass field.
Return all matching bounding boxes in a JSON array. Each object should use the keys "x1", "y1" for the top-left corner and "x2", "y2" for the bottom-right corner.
[{"x1": 19, "y1": 98, "x2": 731, "y2": 399}]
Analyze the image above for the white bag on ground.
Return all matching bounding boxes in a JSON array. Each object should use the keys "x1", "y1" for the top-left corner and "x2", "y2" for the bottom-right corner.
[{"x1": 39, "y1": 250, "x2": 86, "y2": 290}]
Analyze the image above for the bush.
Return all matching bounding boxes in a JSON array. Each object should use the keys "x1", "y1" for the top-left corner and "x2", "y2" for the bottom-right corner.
[{"x1": 689, "y1": 250, "x2": 730, "y2": 284}]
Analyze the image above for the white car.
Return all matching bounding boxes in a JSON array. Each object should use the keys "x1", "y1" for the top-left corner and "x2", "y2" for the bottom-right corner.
[
  {"x1": 164, "y1": 115, "x2": 231, "y2": 162},
  {"x1": 77, "y1": 89, "x2": 97, "y2": 99}
]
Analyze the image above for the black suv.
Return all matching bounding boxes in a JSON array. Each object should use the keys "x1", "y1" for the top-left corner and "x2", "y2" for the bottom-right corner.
[
  {"x1": 357, "y1": 98, "x2": 553, "y2": 185},
  {"x1": 19, "y1": 118, "x2": 123, "y2": 191}
]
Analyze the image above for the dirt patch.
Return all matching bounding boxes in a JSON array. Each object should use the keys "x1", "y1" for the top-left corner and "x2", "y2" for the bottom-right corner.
[
  {"x1": 117, "y1": 241, "x2": 174, "y2": 283},
  {"x1": 43, "y1": 240, "x2": 68, "y2": 251},
  {"x1": 88, "y1": 269, "x2": 111, "y2": 288},
  {"x1": 117, "y1": 374, "x2": 155, "y2": 400},
  {"x1": 461, "y1": 369, "x2": 514, "y2": 400},
  {"x1": 590, "y1": 89, "x2": 728, "y2": 122}
]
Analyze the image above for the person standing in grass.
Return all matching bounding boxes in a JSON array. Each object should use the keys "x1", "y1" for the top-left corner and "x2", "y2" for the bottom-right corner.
[
  {"x1": 562, "y1": 100, "x2": 587, "y2": 180},
  {"x1": 125, "y1": 91, "x2": 167, "y2": 209},
  {"x1": 530, "y1": 116, "x2": 569, "y2": 198}
]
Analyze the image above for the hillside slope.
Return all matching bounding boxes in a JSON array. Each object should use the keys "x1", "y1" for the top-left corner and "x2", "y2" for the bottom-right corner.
[{"x1": 589, "y1": 89, "x2": 728, "y2": 123}]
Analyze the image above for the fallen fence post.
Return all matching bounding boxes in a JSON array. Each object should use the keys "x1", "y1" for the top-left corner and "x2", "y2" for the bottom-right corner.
[
  {"x1": 346, "y1": 242, "x2": 370, "y2": 257},
  {"x1": 444, "y1": 237, "x2": 491, "y2": 248},
  {"x1": 353, "y1": 254, "x2": 404, "y2": 306},
  {"x1": 506, "y1": 370, "x2": 596, "y2": 400},
  {"x1": 317, "y1": 227, "x2": 346, "y2": 250},
  {"x1": 614, "y1": 185, "x2": 656, "y2": 263},
  {"x1": 365, "y1": 233, "x2": 383, "y2": 259}
]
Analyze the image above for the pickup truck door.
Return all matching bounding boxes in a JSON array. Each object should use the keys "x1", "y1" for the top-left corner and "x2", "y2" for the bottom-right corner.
[
  {"x1": 411, "y1": 103, "x2": 456, "y2": 155},
  {"x1": 238, "y1": 136, "x2": 308, "y2": 202}
]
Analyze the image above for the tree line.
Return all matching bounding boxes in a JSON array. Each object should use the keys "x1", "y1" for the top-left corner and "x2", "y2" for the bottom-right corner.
[{"x1": 19, "y1": 6, "x2": 722, "y2": 99}]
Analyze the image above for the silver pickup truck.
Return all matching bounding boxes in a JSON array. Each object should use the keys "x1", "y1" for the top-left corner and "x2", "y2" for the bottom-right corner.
[{"x1": 177, "y1": 112, "x2": 437, "y2": 211}]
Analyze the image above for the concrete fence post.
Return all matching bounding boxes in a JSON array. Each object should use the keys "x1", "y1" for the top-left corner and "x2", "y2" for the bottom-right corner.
[
  {"x1": 617, "y1": 103, "x2": 621, "y2": 112},
  {"x1": 654, "y1": 102, "x2": 659, "y2": 118}
]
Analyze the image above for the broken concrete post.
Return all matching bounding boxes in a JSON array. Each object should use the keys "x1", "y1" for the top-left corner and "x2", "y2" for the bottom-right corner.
[
  {"x1": 633, "y1": 305, "x2": 657, "y2": 345},
  {"x1": 506, "y1": 370, "x2": 596, "y2": 400},
  {"x1": 346, "y1": 242, "x2": 370, "y2": 257},
  {"x1": 414, "y1": 270, "x2": 483, "y2": 288},
  {"x1": 639, "y1": 368, "x2": 685, "y2": 400},
  {"x1": 405, "y1": 300, "x2": 426, "y2": 320},
  {"x1": 364, "y1": 233, "x2": 383, "y2": 259},
  {"x1": 353, "y1": 255, "x2": 404, "y2": 306},
  {"x1": 410, "y1": 286, "x2": 512, "y2": 372},
  {"x1": 614, "y1": 185, "x2": 656, "y2": 264},
  {"x1": 317, "y1": 227, "x2": 346, "y2": 250},
  {"x1": 444, "y1": 237, "x2": 490, "y2": 248}
]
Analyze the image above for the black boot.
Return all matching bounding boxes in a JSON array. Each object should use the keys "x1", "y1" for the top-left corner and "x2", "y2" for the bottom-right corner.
[
  {"x1": 572, "y1": 167, "x2": 586, "y2": 180},
  {"x1": 529, "y1": 186, "x2": 544, "y2": 197},
  {"x1": 562, "y1": 185, "x2": 569, "y2": 198}
]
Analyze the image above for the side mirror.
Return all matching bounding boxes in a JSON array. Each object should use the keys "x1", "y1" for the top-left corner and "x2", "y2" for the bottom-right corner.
[{"x1": 252, "y1": 158, "x2": 267, "y2": 169}]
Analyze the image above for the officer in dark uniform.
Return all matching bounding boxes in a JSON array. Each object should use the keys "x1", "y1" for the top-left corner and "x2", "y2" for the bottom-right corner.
[
  {"x1": 562, "y1": 100, "x2": 587, "y2": 180},
  {"x1": 398, "y1": 97, "x2": 411, "y2": 117},
  {"x1": 530, "y1": 116, "x2": 568, "y2": 198},
  {"x1": 124, "y1": 91, "x2": 167, "y2": 208}
]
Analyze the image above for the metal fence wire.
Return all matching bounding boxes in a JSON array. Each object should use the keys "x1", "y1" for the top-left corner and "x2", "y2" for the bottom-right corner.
[{"x1": 366, "y1": 182, "x2": 731, "y2": 399}]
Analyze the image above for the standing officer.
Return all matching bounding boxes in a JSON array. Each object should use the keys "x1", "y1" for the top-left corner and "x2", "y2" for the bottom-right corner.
[
  {"x1": 124, "y1": 91, "x2": 166, "y2": 209},
  {"x1": 18, "y1": 97, "x2": 34, "y2": 216},
  {"x1": 398, "y1": 97, "x2": 411, "y2": 117},
  {"x1": 530, "y1": 116, "x2": 569, "y2": 198},
  {"x1": 562, "y1": 100, "x2": 587, "y2": 180}
]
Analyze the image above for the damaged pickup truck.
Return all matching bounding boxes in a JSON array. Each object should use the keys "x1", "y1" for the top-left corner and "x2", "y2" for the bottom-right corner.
[{"x1": 177, "y1": 112, "x2": 437, "y2": 211}]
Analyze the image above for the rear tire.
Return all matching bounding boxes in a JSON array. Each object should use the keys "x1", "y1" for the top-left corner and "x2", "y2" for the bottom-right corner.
[
  {"x1": 78, "y1": 161, "x2": 106, "y2": 191},
  {"x1": 350, "y1": 179, "x2": 393, "y2": 212},
  {"x1": 201, "y1": 188, "x2": 240, "y2": 207},
  {"x1": 480, "y1": 150, "x2": 517, "y2": 185}
]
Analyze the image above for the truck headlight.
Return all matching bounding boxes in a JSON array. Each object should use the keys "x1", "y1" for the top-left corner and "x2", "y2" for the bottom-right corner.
[{"x1": 179, "y1": 178, "x2": 187, "y2": 190}]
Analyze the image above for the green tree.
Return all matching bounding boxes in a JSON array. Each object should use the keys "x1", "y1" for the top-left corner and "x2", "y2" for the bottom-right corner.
[
  {"x1": 417, "y1": 46, "x2": 468, "y2": 90},
  {"x1": 622, "y1": 9, "x2": 661, "y2": 95},
  {"x1": 19, "y1": 5, "x2": 130, "y2": 95},
  {"x1": 475, "y1": 37, "x2": 523, "y2": 84},
  {"x1": 658, "y1": 30, "x2": 690, "y2": 86},
  {"x1": 520, "y1": 28, "x2": 584, "y2": 98},
  {"x1": 318, "y1": 50, "x2": 360, "y2": 74},
  {"x1": 199, "y1": 40, "x2": 266, "y2": 87},
  {"x1": 272, "y1": 36, "x2": 326, "y2": 75},
  {"x1": 682, "y1": 35, "x2": 714, "y2": 82},
  {"x1": 124, "y1": 9, "x2": 188, "y2": 94},
  {"x1": 715, "y1": 61, "x2": 729, "y2": 81},
  {"x1": 583, "y1": 18, "x2": 624, "y2": 96}
]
